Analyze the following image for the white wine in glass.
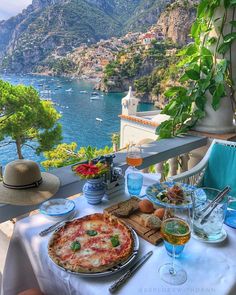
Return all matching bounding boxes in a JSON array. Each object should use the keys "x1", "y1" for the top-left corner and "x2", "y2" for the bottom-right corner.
[{"x1": 159, "y1": 207, "x2": 191, "y2": 285}]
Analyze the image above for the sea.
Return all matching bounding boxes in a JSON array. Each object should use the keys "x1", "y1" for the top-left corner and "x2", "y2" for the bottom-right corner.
[{"x1": 0, "y1": 74, "x2": 156, "y2": 168}]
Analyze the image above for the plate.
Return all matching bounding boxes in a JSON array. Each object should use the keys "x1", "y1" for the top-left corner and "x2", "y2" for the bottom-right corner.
[
  {"x1": 192, "y1": 228, "x2": 227, "y2": 243},
  {"x1": 225, "y1": 209, "x2": 236, "y2": 229},
  {"x1": 40, "y1": 198, "x2": 75, "y2": 217},
  {"x1": 48, "y1": 227, "x2": 139, "y2": 277},
  {"x1": 146, "y1": 181, "x2": 196, "y2": 208}
]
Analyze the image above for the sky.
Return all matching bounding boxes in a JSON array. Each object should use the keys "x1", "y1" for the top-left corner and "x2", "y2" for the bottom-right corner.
[{"x1": 0, "y1": 0, "x2": 32, "y2": 21}]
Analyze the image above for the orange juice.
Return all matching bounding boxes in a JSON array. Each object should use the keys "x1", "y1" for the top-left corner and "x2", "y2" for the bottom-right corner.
[{"x1": 126, "y1": 157, "x2": 143, "y2": 167}]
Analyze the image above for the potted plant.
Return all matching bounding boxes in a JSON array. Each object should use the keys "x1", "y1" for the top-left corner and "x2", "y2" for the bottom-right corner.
[
  {"x1": 157, "y1": 0, "x2": 236, "y2": 138},
  {"x1": 74, "y1": 162, "x2": 108, "y2": 204}
]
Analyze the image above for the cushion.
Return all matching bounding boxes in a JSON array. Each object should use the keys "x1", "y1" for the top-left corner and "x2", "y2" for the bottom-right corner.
[{"x1": 202, "y1": 143, "x2": 236, "y2": 209}]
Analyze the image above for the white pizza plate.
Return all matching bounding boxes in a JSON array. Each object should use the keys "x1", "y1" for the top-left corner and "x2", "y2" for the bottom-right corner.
[{"x1": 48, "y1": 223, "x2": 139, "y2": 277}]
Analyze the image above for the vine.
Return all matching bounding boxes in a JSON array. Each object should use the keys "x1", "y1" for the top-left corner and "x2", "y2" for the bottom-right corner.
[{"x1": 157, "y1": 0, "x2": 236, "y2": 139}]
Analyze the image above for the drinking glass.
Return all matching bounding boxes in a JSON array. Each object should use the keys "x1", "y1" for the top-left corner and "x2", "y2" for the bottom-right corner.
[
  {"x1": 126, "y1": 145, "x2": 143, "y2": 170},
  {"x1": 127, "y1": 172, "x2": 143, "y2": 196},
  {"x1": 159, "y1": 206, "x2": 191, "y2": 285},
  {"x1": 191, "y1": 187, "x2": 228, "y2": 241}
]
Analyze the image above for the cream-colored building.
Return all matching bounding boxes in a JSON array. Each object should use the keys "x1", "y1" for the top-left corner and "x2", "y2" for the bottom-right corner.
[{"x1": 120, "y1": 87, "x2": 169, "y2": 148}]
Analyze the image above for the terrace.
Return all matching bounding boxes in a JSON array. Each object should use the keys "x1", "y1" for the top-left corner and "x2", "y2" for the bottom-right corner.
[{"x1": 1, "y1": 1, "x2": 236, "y2": 294}]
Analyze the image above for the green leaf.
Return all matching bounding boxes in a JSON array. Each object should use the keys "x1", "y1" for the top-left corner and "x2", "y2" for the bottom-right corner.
[
  {"x1": 156, "y1": 120, "x2": 173, "y2": 138},
  {"x1": 217, "y1": 42, "x2": 230, "y2": 54},
  {"x1": 212, "y1": 84, "x2": 225, "y2": 110},
  {"x1": 110, "y1": 235, "x2": 120, "y2": 247},
  {"x1": 186, "y1": 44, "x2": 198, "y2": 55},
  {"x1": 229, "y1": 20, "x2": 236, "y2": 27},
  {"x1": 179, "y1": 73, "x2": 189, "y2": 82},
  {"x1": 195, "y1": 96, "x2": 207, "y2": 111},
  {"x1": 230, "y1": 0, "x2": 236, "y2": 6},
  {"x1": 224, "y1": 0, "x2": 231, "y2": 8},
  {"x1": 202, "y1": 55, "x2": 213, "y2": 69},
  {"x1": 223, "y1": 32, "x2": 236, "y2": 43},
  {"x1": 197, "y1": 0, "x2": 209, "y2": 17},
  {"x1": 86, "y1": 230, "x2": 98, "y2": 236},
  {"x1": 201, "y1": 47, "x2": 212, "y2": 56},
  {"x1": 164, "y1": 86, "x2": 187, "y2": 98},
  {"x1": 185, "y1": 69, "x2": 200, "y2": 80},
  {"x1": 191, "y1": 20, "x2": 200, "y2": 39},
  {"x1": 207, "y1": 37, "x2": 217, "y2": 45},
  {"x1": 70, "y1": 241, "x2": 81, "y2": 251}
]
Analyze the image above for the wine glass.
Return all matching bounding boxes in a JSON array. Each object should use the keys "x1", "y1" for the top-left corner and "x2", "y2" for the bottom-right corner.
[
  {"x1": 159, "y1": 206, "x2": 191, "y2": 285},
  {"x1": 126, "y1": 144, "x2": 143, "y2": 170}
]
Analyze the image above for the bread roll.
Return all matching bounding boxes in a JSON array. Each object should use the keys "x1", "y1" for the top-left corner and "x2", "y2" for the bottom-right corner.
[
  {"x1": 154, "y1": 208, "x2": 165, "y2": 220},
  {"x1": 139, "y1": 199, "x2": 154, "y2": 213},
  {"x1": 140, "y1": 214, "x2": 161, "y2": 229}
]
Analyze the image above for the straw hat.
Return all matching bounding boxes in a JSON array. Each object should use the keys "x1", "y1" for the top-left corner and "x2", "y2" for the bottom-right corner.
[{"x1": 0, "y1": 160, "x2": 60, "y2": 206}]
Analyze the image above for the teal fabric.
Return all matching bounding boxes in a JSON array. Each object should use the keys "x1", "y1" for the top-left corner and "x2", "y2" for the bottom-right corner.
[{"x1": 202, "y1": 143, "x2": 236, "y2": 209}]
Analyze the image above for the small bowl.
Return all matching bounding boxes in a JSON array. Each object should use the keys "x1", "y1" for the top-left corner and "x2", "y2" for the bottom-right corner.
[{"x1": 40, "y1": 198, "x2": 76, "y2": 220}]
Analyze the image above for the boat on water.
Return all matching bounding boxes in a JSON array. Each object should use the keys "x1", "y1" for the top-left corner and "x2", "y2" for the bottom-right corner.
[
  {"x1": 80, "y1": 90, "x2": 88, "y2": 93},
  {"x1": 40, "y1": 90, "x2": 52, "y2": 94},
  {"x1": 91, "y1": 91, "x2": 99, "y2": 96},
  {"x1": 65, "y1": 88, "x2": 73, "y2": 92},
  {"x1": 90, "y1": 96, "x2": 103, "y2": 101},
  {"x1": 90, "y1": 91, "x2": 103, "y2": 100},
  {"x1": 96, "y1": 118, "x2": 103, "y2": 122}
]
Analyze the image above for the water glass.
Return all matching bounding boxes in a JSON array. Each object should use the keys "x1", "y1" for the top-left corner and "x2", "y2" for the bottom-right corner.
[
  {"x1": 191, "y1": 187, "x2": 228, "y2": 241},
  {"x1": 127, "y1": 172, "x2": 143, "y2": 196}
]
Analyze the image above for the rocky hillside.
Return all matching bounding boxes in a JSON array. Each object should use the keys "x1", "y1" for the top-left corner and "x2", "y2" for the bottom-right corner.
[
  {"x1": 0, "y1": 0, "x2": 172, "y2": 73},
  {"x1": 37, "y1": 32, "x2": 141, "y2": 78},
  {"x1": 95, "y1": 0, "x2": 197, "y2": 106},
  {"x1": 156, "y1": 0, "x2": 198, "y2": 46}
]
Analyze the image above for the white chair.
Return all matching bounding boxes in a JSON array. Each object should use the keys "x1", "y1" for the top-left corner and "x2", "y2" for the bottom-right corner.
[{"x1": 169, "y1": 139, "x2": 236, "y2": 187}]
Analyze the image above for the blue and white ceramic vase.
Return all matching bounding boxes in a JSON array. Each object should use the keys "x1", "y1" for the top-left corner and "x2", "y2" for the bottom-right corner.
[{"x1": 83, "y1": 178, "x2": 105, "y2": 205}]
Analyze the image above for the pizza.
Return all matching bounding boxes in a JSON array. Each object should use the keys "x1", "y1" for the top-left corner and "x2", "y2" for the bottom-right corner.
[{"x1": 48, "y1": 213, "x2": 134, "y2": 273}]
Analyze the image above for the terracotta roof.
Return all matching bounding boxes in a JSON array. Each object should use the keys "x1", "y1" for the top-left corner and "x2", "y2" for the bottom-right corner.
[
  {"x1": 142, "y1": 33, "x2": 156, "y2": 39},
  {"x1": 119, "y1": 114, "x2": 159, "y2": 127}
]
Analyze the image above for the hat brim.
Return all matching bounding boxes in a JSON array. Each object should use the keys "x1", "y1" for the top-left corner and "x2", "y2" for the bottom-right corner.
[{"x1": 0, "y1": 172, "x2": 60, "y2": 206}]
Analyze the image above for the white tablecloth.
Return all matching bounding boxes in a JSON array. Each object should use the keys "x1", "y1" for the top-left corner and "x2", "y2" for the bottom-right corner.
[{"x1": 1, "y1": 179, "x2": 236, "y2": 295}]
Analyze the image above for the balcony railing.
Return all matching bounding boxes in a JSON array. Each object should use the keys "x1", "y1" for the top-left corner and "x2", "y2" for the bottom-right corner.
[{"x1": 0, "y1": 135, "x2": 208, "y2": 223}]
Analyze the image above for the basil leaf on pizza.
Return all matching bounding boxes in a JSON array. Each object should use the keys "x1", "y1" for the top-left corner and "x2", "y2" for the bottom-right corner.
[
  {"x1": 86, "y1": 230, "x2": 97, "y2": 236},
  {"x1": 71, "y1": 241, "x2": 81, "y2": 251},
  {"x1": 110, "y1": 235, "x2": 120, "y2": 247}
]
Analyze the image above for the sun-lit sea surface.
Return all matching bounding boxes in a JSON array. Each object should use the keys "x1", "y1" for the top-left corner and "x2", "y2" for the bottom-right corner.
[{"x1": 0, "y1": 74, "x2": 156, "y2": 167}]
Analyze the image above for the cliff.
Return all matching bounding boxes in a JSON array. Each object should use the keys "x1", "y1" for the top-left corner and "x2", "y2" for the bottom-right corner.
[
  {"x1": 156, "y1": 0, "x2": 197, "y2": 46},
  {"x1": 0, "y1": 0, "x2": 171, "y2": 73}
]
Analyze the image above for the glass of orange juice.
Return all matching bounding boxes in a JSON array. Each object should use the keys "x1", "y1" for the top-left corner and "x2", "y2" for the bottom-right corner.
[{"x1": 126, "y1": 145, "x2": 143, "y2": 170}]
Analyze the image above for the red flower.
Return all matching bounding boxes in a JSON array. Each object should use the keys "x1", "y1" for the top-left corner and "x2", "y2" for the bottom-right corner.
[{"x1": 75, "y1": 163, "x2": 100, "y2": 177}]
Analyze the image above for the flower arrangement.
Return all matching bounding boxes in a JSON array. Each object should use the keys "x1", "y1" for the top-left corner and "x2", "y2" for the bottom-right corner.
[{"x1": 74, "y1": 162, "x2": 108, "y2": 179}]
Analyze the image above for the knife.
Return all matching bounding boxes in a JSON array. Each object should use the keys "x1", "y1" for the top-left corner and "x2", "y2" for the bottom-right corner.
[
  {"x1": 109, "y1": 251, "x2": 153, "y2": 293},
  {"x1": 39, "y1": 213, "x2": 75, "y2": 237}
]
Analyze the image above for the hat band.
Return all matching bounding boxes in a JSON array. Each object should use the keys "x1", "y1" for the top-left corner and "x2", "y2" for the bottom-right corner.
[{"x1": 3, "y1": 178, "x2": 43, "y2": 190}]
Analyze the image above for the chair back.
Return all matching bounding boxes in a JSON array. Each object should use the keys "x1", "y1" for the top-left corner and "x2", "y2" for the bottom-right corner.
[{"x1": 202, "y1": 139, "x2": 236, "y2": 209}]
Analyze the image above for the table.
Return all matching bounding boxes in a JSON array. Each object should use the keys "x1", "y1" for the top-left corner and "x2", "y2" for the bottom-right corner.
[{"x1": 1, "y1": 180, "x2": 236, "y2": 295}]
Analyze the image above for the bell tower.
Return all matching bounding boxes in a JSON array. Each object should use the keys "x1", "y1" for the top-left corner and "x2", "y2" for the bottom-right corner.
[{"x1": 121, "y1": 86, "x2": 139, "y2": 116}]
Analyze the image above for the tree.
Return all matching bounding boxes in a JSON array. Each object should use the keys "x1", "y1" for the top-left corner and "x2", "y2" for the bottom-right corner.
[
  {"x1": 0, "y1": 80, "x2": 62, "y2": 159},
  {"x1": 41, "y1": 143, "x2": 113, "y2": 170}
]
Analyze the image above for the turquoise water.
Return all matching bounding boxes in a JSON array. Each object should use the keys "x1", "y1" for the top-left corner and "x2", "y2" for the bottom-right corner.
[{"x1": 0, "y1": 74, "x2": 156, "y2": 166}]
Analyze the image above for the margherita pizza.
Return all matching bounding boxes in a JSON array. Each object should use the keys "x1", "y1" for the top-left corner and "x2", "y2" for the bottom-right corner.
[{"x1": 48, "y1": 213, "x2": 134, "y2": 273}]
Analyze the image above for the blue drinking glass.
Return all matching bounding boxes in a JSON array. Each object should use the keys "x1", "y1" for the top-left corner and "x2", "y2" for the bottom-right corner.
[
  {"x1": 164, "y1": 241, "x2": 185, "y2": 258},
  {"x1": 127, "y1": 172, "x2": 143, "y2": 196}
]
